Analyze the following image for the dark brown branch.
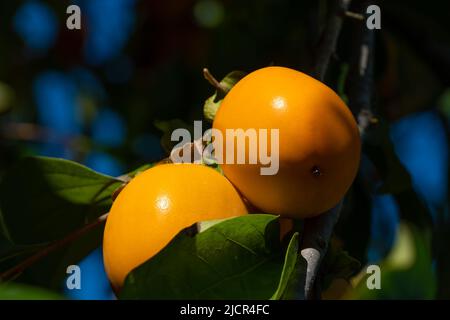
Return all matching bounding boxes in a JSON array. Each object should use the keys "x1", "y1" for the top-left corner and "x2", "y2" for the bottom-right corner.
[
  {"x1": 300, "y1": 0, "x2": 354, "y2": 300},
  {"x1": 347, "y1": 0, "x2": 377, "y2": 133},
  {"x1": 313, "y1": 0, "x2": 352, "y2": 81},
  {"x1": 301, "y1": 0, "x2": 376, "y2": 300},
  {"x1": 0, "y1": 213, "x2": 108, "y2": 282}
]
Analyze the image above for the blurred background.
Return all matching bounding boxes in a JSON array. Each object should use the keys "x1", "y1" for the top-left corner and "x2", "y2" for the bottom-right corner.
[{"x1": 0, "y1": 0, "x2": 449, "y2": 299}]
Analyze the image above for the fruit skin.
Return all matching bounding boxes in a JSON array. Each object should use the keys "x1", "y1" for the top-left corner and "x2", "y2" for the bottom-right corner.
[
  {"x1": 213, "y1": 66, "x2": 361, "y2": 218},
  {"x1": 103, "y1": 164, "x2": 248, "y2": 290}
]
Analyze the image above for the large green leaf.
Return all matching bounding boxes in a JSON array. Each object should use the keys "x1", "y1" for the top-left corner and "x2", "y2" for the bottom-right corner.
[
  {"x1": 0, "y1": 282, "x2": 63, "y2": 300},
  {"x1": 320, "y1": 239, "x2": 361, "y2": 291},
  {"x1": 120, "y1": 214, "x2": 288, "y2": 300},
  {"x1": 0, "y1": 156, "x2": 124, "y2": 290},
  {"x1": 0, "y1": 156, "x2": 122, "y2": 245},
  {"x1": 0, "y1": 157, "x2": 158, "y2": 291}
]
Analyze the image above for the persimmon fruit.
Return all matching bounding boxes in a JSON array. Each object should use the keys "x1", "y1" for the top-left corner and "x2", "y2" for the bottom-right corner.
[
  {"x1": 103, "y1": 163, "x2": 248, "y2": 290},
  {"x1": 213, "y1": 66, "x2": 361, "y2": 218}
]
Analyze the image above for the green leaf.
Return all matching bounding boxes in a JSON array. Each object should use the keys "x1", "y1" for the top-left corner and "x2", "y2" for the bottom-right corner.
[
  {"x1": 0, "y1": 82, "x2": 14, "y2": 115},
  {"x1": 203, "y1": 95, "x2": 222, "y2": 123},
  {"x1": 271, "y1": 232, "x2": 307, "y2": 300},
  {"x1": 0, "y1": 156, "x2": 122, "y2": 245},
  {"x1": 0, "y1": 282, "x2": 64, "y2": 300},
  {"x1": 438, "y1": 88, "x2": 450, "y2": 118},
  {"x1": 154, "y1": 119, "x2": 193, "y2": 153},
  {"x1": 218, "y1": 71, "x2": 247, "y2": 92},
  {"x1": 124, "y1": 163, "x2": 154, "y2": 179},
  {"x1": 0, "y1": 240, "x2": 46, "y2": 265},
  {"x1": 348, "y1": 222, "x2": 436, "y2": 299},
  {"x1": 0, "y1": 157, "x2": 121, "y2": 291},
  {"x1": 120, "y1": 214, "x2": 287, "y2": 300},
  {"x1": 321, "y1": 239, "x2": 361, "y2": 291},
  {"x1": 196, "y1": 217, "x2": 235, "y2": 233},
  {"x1": 203, "y1": 71, "x2": 247, "y2": 122}
]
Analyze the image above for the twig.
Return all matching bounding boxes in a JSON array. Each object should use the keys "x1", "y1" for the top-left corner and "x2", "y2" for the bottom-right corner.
[
  {"x1": 202, "y1": 68, "x2": 228, "y2": 94},
  {"x1": 344, "y1": 11, "x2": 364, "y2": 20},
  {"x1": 346, "y1": 1, "x2": 376, "y2": 134},
  {"x1": 300, "y1": 0, "x2": 376, "y2": 300},
  {"x1": 300, "y1": 0, "x2": 353, "y2": 300},
  {"x1": 313, "y1": 0, "x2": 352, "y2": 81},
  {"x1": 0, "y1": 213, "x2": 108, "y2": 282},
  {"x1": 301, "y1": 203, "x2": 343, "y2": 299}
]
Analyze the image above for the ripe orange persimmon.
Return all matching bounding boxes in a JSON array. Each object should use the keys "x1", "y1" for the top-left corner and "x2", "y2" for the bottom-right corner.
[
  {"x1": 213, "y1": 66, "x2": 361, "y2": 218},
  {"x1": 103, "y1": 164, "x2": 248, "y2": 290}
]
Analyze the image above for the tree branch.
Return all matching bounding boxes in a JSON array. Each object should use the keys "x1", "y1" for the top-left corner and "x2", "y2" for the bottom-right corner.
[
  {"x1": 300, "y1": 0, "x2": 376, "y2": 300},
  {"x1": 301, "y1": 202, "x2": 343, "y2": 299},
  {"x1": 0, "y1": 213, "x2": 108, "y2": 282},
  {"x1": 346, "y1": 0, "x2": 377, "y2": 133},
  {"x1": 313, "y1": 0, "x2": 352, "y2": 81},
  {"x1": 300, "y1": 0, "x2": 356, "y2": 300}
]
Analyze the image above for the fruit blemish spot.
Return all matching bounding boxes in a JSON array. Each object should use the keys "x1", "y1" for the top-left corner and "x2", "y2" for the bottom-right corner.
[{"x1": 311, "y1": 166, "x2": 322, "y2": 177}]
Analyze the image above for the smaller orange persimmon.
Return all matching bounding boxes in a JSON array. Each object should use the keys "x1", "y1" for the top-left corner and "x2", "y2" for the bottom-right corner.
[{"x1": 103, "y1": 164, "x2": 249, "y2": 290}]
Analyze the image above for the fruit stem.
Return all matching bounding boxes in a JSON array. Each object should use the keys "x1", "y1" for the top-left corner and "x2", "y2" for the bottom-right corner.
[{"x1": 203, "y1": 68, "x2": 228, "y2": 95}]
